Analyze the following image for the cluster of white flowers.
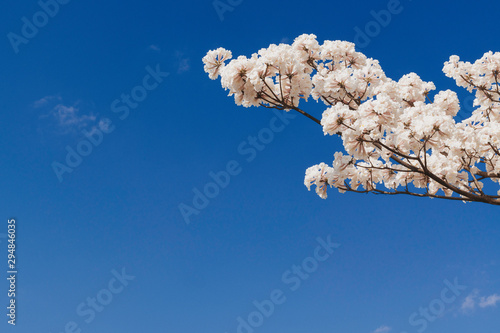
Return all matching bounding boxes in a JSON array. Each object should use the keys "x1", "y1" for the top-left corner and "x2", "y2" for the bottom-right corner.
[{"x1": 203, "y1": 34, "x2": 500, "y2": 205}]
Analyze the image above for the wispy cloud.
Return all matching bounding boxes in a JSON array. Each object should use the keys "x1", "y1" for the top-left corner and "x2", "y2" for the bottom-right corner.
[
  {"x1": 280, "y1": 37, "x2": 290, "y2": 44},
  {"x1": 461, "y1": 290, "x2": 500, "y2": 313},
  {"x1": 36, "y1": 97, "x2": 97, "y2": 134},
  {"x1": 373, "y1": 325, "x2": 391, "y2": 333},
  {"x1": 85, "y1": 118, "x2": 112, "y2": 137},
  {"x1": 461, "y1": 289, "x2": 479, "y2": 313},
  {"x1": 175, "y1": 50, "x2": 190, "y2": 74},
  {"x1": 149, "y1": 44, "x2": 161, "y2": 52},
  {"x1": 178, "y1": 58, "x2": 190, "y2": 73},
  {"x1": 479, "y1": 294, "x2": 500, "y2": 308},
  {"x1": 51, "y1": 104, "x2": 95, "y2": 128},
  {"x1": 33, "y1": 95, "x2": 61, "y2": 108}
]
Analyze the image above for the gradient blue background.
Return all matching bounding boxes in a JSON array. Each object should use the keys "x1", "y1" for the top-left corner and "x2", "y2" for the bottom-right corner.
[{"x1": 0, "y1": 0, "x2": 499, "y2": 332}]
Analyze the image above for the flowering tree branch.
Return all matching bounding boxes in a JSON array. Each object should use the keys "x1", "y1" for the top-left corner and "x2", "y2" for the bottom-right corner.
[{"x1": 203, "y1": 34, "x2": 500, "y2": 206}]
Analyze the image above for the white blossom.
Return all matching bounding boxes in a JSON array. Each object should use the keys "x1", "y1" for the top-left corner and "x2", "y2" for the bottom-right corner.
[{"x1": 204, "y1": 34, "x2": 500, "y2": 205}]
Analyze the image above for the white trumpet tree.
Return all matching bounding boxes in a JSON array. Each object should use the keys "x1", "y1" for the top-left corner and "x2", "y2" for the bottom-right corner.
[{"x1": 203, "y1": 34, "x2": 500, "y2": 206}]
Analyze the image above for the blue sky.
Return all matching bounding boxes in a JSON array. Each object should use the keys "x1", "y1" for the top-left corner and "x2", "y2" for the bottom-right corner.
[{"x1": 1, "y1": 0, "x2": 500, "y2": 332}]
